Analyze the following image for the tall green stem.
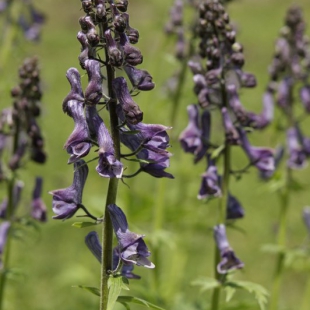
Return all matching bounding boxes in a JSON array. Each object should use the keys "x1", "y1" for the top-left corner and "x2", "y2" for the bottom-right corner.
[
  {"x1": 99, "y1": 24, "x2": 120, "y2": 310},
  {"x1": 211, "y1": 79, "x2": 231, "y2": 310}
]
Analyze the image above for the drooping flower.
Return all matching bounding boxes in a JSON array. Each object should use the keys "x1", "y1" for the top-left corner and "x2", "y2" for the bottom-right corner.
[
  {"x1": 107, "y1": 204, "x2": 155, "y2": 268},
  {"x1": 179, "y1": 104, "x2": 211, "y2": 163},
  {"x1": 198, "y1": 157, "x2": 221, "y2": 200},
  {"x1": 119, "y1": 32, "x2": 143, "y2": 66},
  {"x1": 31, "y1": 177, "x2": 47, "y2": 222},
  {"x1": 221, "y1": 107, "x2": 240, "y2": 145},
  {"x1": 276, "y1": 78, "x2": 291, "y2": 108},
  {"x1": 84, "y1": 59, "x2": 103, "y2": 105},
  {"x1": 214, "y1": 224, "x2": 244, "y2": 274},
  {"x1": 259, "y1": 145, "x2": 285, "y2": 179},
  {"x1": 238, "y1": 127, "x2": 275, "y2": 173},
  {"x1": 85, "y1": 231, "x2": 140, "y2": 279},
  {"x1": 86, "y1": 106, "x2": 123, "y2": 178},
  {"x1": 104, "y1": 29, "x2": 123, "y2": 67},
  {"x1": 227, "y1": 84, "x2": 248, "y2": 126},
  {"x1": 8, "y1": 138, "x2": 27, "y2": 170},
  {"x1": 124, "y1": 65, "x2": 155, "y2": 91},
  {"x1": 49, "y1": 160, "x2": 88, "y2": 220},
  {"x1": 286, "y1": 126, "x2": 307, "y2": 169},
  {"x1": 226, "y1": 193, "x2": 244, "y2": 220}
]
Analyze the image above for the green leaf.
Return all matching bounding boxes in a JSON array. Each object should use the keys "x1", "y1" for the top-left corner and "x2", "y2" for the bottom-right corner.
[
  {"x1": 108, "y1": 276, "x2": 129, "y2": 310},
  {"x1": 72, "y1": 222, "x2": 98, "y2": 228},
  {"x1": 117, "y1": 296, "x2": 165, "y2": 310},
  {"x1": 224, "y1": 286, "x2": 236, "y2": 302},
  {"x1": 73, "y1": 285, "x2": 100, "y2": 296},
  {"x1": 191, "y1": 276, "x2": 220, "y2": 292},
  {"x1": 119, "y1": 302, "x2": 131, "y2": 310},
  {"x1": 225, "y1": 281, "x2": 269, "y2": 310},
  {"x1": 211, "y1": 145, "x2": 225, "y2": 160},
  {"x1": 261, "y1": 243, "x2": 285, "y2": 254}
]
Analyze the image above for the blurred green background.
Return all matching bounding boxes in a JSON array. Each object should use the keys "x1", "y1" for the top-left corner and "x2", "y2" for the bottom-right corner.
[{"x1": 1, "y1": 0, "x2": 310, "y2": 309}]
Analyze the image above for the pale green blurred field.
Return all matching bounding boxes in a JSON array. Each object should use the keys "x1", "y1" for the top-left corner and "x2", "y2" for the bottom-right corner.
[{"x1": 1, "y1": 0, "x2": 310, "y2": 309}]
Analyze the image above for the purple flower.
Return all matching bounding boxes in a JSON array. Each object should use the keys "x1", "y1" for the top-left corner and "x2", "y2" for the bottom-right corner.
[
  {"x1": 214, "y1": 224, "x2": 244, "y2": 274},
  {"x1": 86, "y1": 106, "x2": 123, "y2": 178},
  {"x1": 108, "y1": 204, "x2": 155, "y2": 268},
  {"x1": 198, "y1": 157, "x2": 221, "y2": 200},
  {"x1": 276, "y1": 78, "x2": 291, "y2": 108},
  {"x1": 77, "y1": 31, "x2": 90, "y2": 69},
  {"x1": 112, "y1": 77, "x2": 143, "y2": 125},
  {"x1": 118, "y1": 109, "x2": 173, "y2": 179},
  {"x1": 9, "y1": 138, "x2": 27, "y2": 171},
  {"x1": 124, "y1": 65, "x2": 155, "y2": 91},
  {"x1": 226, "y1": 193, "x2": 244, "y2": 220},
  {"x1": 221, "y1": 107, "x2": 240, "y2": 145},
  {"x1": 84, "y1": 59, "x2": 103, "y2": 105},
  {"x1": 31, "y1": 177, "x2": 47, "y2": 222},
  {"x1": 122, "y1": 13, "x2": 139, "y2": 44},
  {"x1": 260, "y1": 145, "x2": 285, "y2": 179},
  {"x1": 236, "y1": 70, "x2": 257, "y2": 88},
  {"x1": 63, "y1": 68, "x2": 84, "y2": 109},
  {"x1": 104, "y1": 29, "x2": 123, "y2": 67},
  {"x1": 179, "y1": 104, "x2": 211, "y2": 163},
  {"x1": 85, "y1": 231, "x2": 140, "y2": 279},
  {"x1": 0, "y1": 221, "x2": 10, "y2": 256},
  {"x1": 49, "y1": 160, "x2": 88, "y2": 220},
  {"x1": 227, "y1": 84, "x2": 248, "y2": 125},
  {"x1": 247, "y1": 90, "x2": 274, "y2": 129},
  {"x1": 300, "y1": 85, "x2": 310, "y2": 113},
  {"x1": 238, "y1": 128, "x2": 275, "y2": 173},
  {"x1": 286, "y1": 127, "x2": 307, "y2": 169},
  {"x1": 119, "y1": 32, "x2": 143, "y2": 66}
]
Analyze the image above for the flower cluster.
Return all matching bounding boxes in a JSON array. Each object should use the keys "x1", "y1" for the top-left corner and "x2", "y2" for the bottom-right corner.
[{"x1": 178, "y1": 0, "x2": 276, "y2": 273}]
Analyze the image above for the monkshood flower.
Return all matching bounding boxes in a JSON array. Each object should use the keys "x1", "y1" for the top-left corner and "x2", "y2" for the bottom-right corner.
[
  {"x1": 276, "y1": 78, "x2": 291, "y2": 109},
  {"x1": 238, "y1": 127, "x2": 275, "y2": 173},
  {"x1": 197, "y1": 157, "x2": 221, "y2": 200},
  {"x1": 86, "y1": 106, "x2": 123, "y2": 178},
  {"x1": 104, "y1": 29, "x2": 123, "y2": 67},
  {"x1": 31, "y1": 177, "x2": 47, "y2": 222},
  {"x1": 84, "y1": 59, "x2": 103, "y2": 105},
  {"x1": 119, "y1": 32, "x2": 143, "y2": 66},
  {"x1": 247, "y1": 90, "x2": 274, "y2": 129},
  {"x1": 118, "y1": 108, "x2": 173, "y2": 179},
  {"x1": 179, "y1": 104, "x2": 211, "y2": 163},
  {"x1": 221, "y1": 107, "x2": 240, "y2": 145},
  {"x1": 107, "y1": 204, "x2": 155, "y2": 268},
  {"x1": 286, "y1": 127, "x2": 307, "y2": 169},
  {"x1": 227, "y1": 85, "x2": 248, "y2": 126},
  {"x1": 85, "y1": 231, "x2": 140, "y2": 279},
  {"x1": 63, "y1": 68, "x2": 84, "y2": 108},
  {"x1": 214, "y1": 224, "x2": 244, "y2": 274},
  {"x1": 300, "y1": 85, "x2": 310, "y2": 113},
  {"x1": 8, "y1": 138, "x2": 27, "y2": 170},
  {"x1": 0, "y1": 221, "x2": 10, "y2": 255},
  {"x1": 124, "y1": 65, "x2": 155, "y2": 91},
  {"x1": 49, "y1": 160, "x2": 88, "y2": 220},
  {"x1": 226, "y1": 193, "x2": 244, "y2": 220},
  {"x1": 112, "y1": 77, "x2": 143, "y2": 125}
]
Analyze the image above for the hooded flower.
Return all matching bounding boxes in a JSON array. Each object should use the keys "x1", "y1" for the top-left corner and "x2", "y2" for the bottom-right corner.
[
  {"x1": 86, "y1": 106, "x2": 123, "y2": 178},
  {"x1": 300, "y1": 85, "x2": 310, "y2": 113},
  {"x1": 124, "y1": 65, "x2": 155, "y2": 91},
  {"x1": 226, "y1": 193, "x2": 244, "y2": 220},
  {"x1": 49, "y1": 160, "x2": 88, "y2": 220},
  {"x1": 198, "y1": 157, "x2": 221, "y2": 200},
  {"x1": 119, "y1": 32, "x2": 143, "y2": 66},
  {"x1": 112, "y1": 77, "x2": 143, "y2": 125},
  {"x1": 84, "y1": 59, "x2": 103, "y2": 105},
  {"x1": 85, "y1": 231, "x2": 140, "y2": 279},
  {"x1": 8, "y1": 138, "x2": 27, "y2": 170},
  {"x1": 0, "y1": 181, "x2": 23, "y2": 218},
  {"x1": 221, "y1": 107, "x2": 240, "y2": 145},
  {"x1": 107, "y1": 204, "x2": 155, "y2": 268},
  {"x1": 277, "y1": 78, "x2": 291, "y2": 108},
  {"x1": 118, "y1": 107, "x2": 173, "y2": 179},
  {"x1": 259, "y1": 145, "x2": 285, "y2": 179},
  {"x1": 286, "y1": 126, "x2": 307, "y2": 169},
  {"x1": 31, "y1": 177, "x2": 47, "y2": 222},
  {"x1": 179, "y1": 104, "x2": 211, "y2": 163},
  {"x1": 238, "y1": 127, "x2": 275, "y2": 173},
  {"x1": 104, "y1": 29, "x2": 123, "y2": 67},
  {"x1": 214, "y1": 224, "x2": 244, "y2": 274}
]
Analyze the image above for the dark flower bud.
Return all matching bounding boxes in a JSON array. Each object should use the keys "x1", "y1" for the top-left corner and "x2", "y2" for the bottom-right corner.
[
  {"x1": 79, "y1": 16, "x2": 95, "y2": 33},
  {"x1": 175, "y1": 30, "x2": 186, "y2": 60},
  {"x1": 81, "y1": 0, "x2": 93, "y2": 13},
  {"x1": 63, "y1": 68, "x2": 84, "y2": 112},
  {"x1": 9, "y1": 138, "x2": 27, "y2": 170},
  {"x1": 214, "y1": 224, "x2": 244, "y2": 274},
  {"x1": 84, "y1": 60, "x2": 103, "y2": 105},
  {"x1": 236, "y1": 70, "x2": 257, "y2": 88},
  {"x1": 221, "y1": 107, "x2": 240, "y2": 145},
  {"x1": 205, "y1": 68, "x2": 221, "y2": 85},
  {"x1": 31, "y1": 177, "x2": 47, "y2": 222},
  {"x1": 86, "y1": 106, "x2": 123, "y2": 178},
  {"x1": 198, "y1": 88, "x2": 210, "y2": 108},
  {"x1": 124, "y1": 65, "x2": 155, "y2": 91},
  {"x1": 300, "y1": 85, "x2": 310, "y2": 113},
  {"x1": 188, "y1": 60, "x2": 204, "y2": 75},
  {"x1": 286, "y1": 127, "x2": 307, "y2": 169},
  {"x1": 193, "y1": 74, "x2": 207, "y2": 95},
  {"x1": 198, "y1": 157, "x2": 221, "y2": 200},
  {"x1": 238, "y1": 127, "x2": 275, "y2": 173},
  {"x1": 111, "y1": 5, "x2": 126, "y2": 32},
  {"x1": 169, "y1": 0, "x2": 183, "y2": 27},
  {"x1": 77, "y1": 31, "x2": 90, "y2": 69},
  {"x1": 49, "y1": 160, "x2": 88, "y2": 220},
  {"x1": 64, "y1": 100, "x2": 91, "y2": 164},
  {"x1": 114, "y1": 0, "x2": 128, "y2": 12},
  {"x1": 95, "y1": 1, "x2": 106, "y2": 21},
  {"x1": 119, "y1": 32, "x2": 143, "y2": 66},
  {"x1": 226, "y1": 193, "x2": 244, "y2": 220},
  {"x1": 112, "y1": 77, "x2": 143, "y2": 124},
  {"x1": 122, "y1": 13, "x2": 139, "y2": 44},
  {"x1": 108, "y1": 204, "x2": 155, "y2": 268},
  {"x1": 104, "y1": 29, "x2": 123, "y2": 67},
  {"x1": 86, "y1": 28, "x2": 100, "y2": 47}
]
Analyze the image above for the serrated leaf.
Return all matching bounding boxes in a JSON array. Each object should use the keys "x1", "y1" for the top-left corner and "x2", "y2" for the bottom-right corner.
[
  {"x1": 73, "y1": 285, "x2": 100, "y2": 296},
  {"x1": 72, "y1": 222, "x2": 98, "y2": 228},
  {"x1": 117, "y1": 296, "x2": 165, "y2": 310},
  {"x1": 191, "y1": 276, "x2": 220, "y2": 292},
  {"x1": 225, "y1": 281, "x2": 269, "y2": 310},
  {"x1": 108, "y1": 276, "x2": 124, "y2": 310},
  {"x1": 224, "y1": 286, "x2": 236, "y2": 302},
  {"x1": 261, "y1": 244, "x2": 285, "y2": 254},
  {"x1": 211, "y1": 144, "x2": 225, "y2": 160}
]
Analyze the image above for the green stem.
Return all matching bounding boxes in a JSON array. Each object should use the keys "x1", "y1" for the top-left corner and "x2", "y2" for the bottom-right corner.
[
  {"x1": 268, "y1": 168, "x2": 291, "y2": 310},
  {"x1": 99, "y1": 22, "x2": 120, "y2": 310},
  {"x1": 300, "y1": 272, "x2": 310, "y2": 310},
  {"x1": 211, "y1": 79, "x2": 231, "y2": 310}
]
